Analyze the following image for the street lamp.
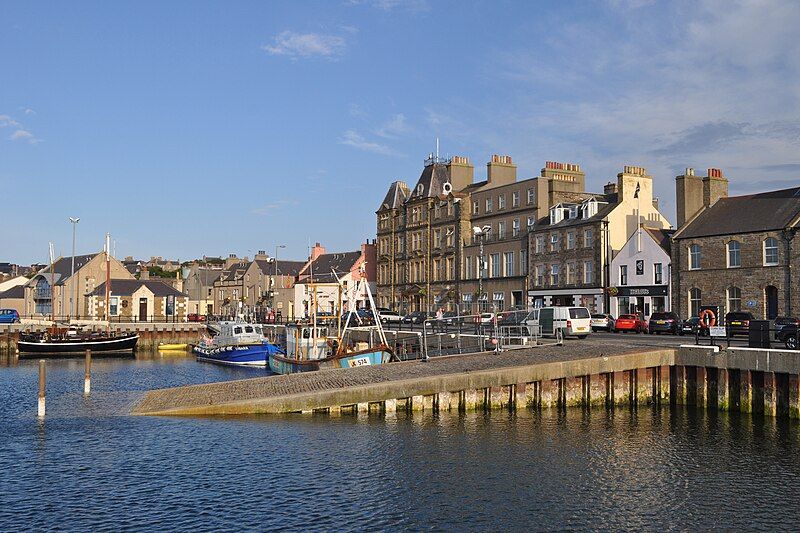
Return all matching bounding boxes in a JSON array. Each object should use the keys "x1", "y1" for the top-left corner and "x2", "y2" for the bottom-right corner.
[
  {"x1": 273, "y1": 244, "x2": 286, "y2": 307},
  {"x1": 69, "y1": 217, "x2": 80, "y2": 320},
  {"x1": 472, "y1": 225, "x2": 491, "y2": 312}
]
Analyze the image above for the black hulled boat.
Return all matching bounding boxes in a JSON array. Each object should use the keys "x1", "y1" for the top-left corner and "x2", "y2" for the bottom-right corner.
[{"x1": 18, "y1": 328, "x2": 139, "y2": 356}]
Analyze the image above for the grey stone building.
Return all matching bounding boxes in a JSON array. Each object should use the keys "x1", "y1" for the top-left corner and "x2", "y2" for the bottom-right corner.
[{"x1": 671, "y1": 168, "x2": 800, "y2": 319}]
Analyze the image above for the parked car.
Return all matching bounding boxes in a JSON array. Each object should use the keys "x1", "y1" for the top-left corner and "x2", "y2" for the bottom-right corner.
[
  {"x1": 774, "y1": 316, "x2": 800, "y2": 341},
  {"x1": 615, "y1": 313, "x2": 647, "y2": 333},
  {"x1": 377, "y1": 309, "x2": 403, "y2": 324},
  {"x1": 0, "y1": 309, "x2": 20, "y2": 324},
  {"x1": 442, "y1": 311, "x2": 461, "y2": 325},
  {"x1": 590, "y1": 313, "x2": 615, "y2": 332},
  {"x1": 526, "y1": 306, "x2": 592, "y2": 338},
  {"x1": 680, "y1": 316, "x2": 701, "y2": 336},
  {"x1": 725, "y1": 311, "x2": 755, "y2": 337},
  {"x1": 498, "y1": 310, "x2": 529, "y2": 327},
  {"x1": 776, "y1": 323, "x2": 800, "y2": 350},
  {"x1": 403, "y1": 311, "x2": 429, "y2": 324},
  {"x1": 476, "y1": 312, "x2": 496, "y2": 325},
  {"x1": 648, "y1": 312, "x2": 681, "y2": 335}
]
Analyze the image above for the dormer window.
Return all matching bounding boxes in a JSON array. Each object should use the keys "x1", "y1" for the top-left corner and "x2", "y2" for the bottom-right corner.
[
  {"x1": 581, "y1": 198, "x2": 598, "y2": 219},
  {"x1": 549, "y1": 205, "x2": 564, "y2": 225},
  {"x1": 416, "y1": 184, "x2": 424, "y2": 196},
  {"x1": 568, "y1": 205, "x2": 578, "y2": 219}
]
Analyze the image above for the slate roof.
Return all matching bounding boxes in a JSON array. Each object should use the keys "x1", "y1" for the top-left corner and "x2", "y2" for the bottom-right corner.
[
  {"x1": 89, "y1": 279, "x2": 187, "y2": 297},
  {"x1": 34, "y1": 254, "x2": 98, "y2": 286},
  {"x1": 302, "y1": 251, "x2": 362, "y2": 282},
  {"x1": 676, "y1": 186, "x2": 800, "y2": 239},
  {"x1": 253, "y1": 259, "x2": 306, "y2": 277},
  {"x1": 533, "y1": 194, "x2": 617, "y2": 229},
  {"x1": 220, "y1": 262, "x2": 249, "y2": 282},
  {"x1": 408, "y1": 163, "x2": 451, "y2": 200},
  {"x1": 194, "y1": 267, "x2": 223, "y2": 286},
  {"x1": 0, "y1": 285, "x2": 24, "y2": 299},
  {"x1": 378, "y1": 181, "x2": 410, "y2": 211},
  {"x1": 644, "y1": 227, "x2": 674, "y2": 254}
]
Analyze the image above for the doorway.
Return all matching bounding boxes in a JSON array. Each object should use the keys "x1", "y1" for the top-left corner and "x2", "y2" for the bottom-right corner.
[
  {"x1": 766, "y1": 286, "x2": 778, "y2": 319},
  {"x1": 139, "y1": 298, "x2": 148, "y2": 321}
]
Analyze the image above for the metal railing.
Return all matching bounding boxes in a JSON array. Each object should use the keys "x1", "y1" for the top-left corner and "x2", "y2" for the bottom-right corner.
[{"x1": 692, "y1": 323, "x2": 800, "y2": 350}]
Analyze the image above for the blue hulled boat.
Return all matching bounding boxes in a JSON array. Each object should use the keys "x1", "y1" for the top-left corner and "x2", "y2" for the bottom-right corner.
[{"x1": 194, "y1": 321, "x2": 282, "y2": 367}]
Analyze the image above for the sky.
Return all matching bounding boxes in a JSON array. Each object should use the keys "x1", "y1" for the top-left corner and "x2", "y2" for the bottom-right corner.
[{"x1": 1, "y1": 0, "x2": 799, "y2": 265}]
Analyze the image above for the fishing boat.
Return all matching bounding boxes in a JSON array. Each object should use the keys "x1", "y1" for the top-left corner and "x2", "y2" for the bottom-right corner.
[
  {"x1": 18, "y1": 328, "x2": 139, "y2": 356},
  {"x1": 193, "y1": 320, "x2": 282, "y2": 367},
  {"x1": 268, "y1": 269, "x2": 395, "y2": 375}
]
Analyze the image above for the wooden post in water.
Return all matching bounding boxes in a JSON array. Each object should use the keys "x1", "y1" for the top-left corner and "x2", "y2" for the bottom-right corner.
[
  {"x1": 84, "y1": 349, "x2": 92, "y2": 395},
  {"x1": 37, "y1": 359, "x2": 46, "y2": 417}
]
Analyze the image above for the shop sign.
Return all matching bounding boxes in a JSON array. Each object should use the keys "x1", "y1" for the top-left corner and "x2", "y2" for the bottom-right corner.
[{"x1": 613, "y1": 285, "x2": 668, "y2": 297}]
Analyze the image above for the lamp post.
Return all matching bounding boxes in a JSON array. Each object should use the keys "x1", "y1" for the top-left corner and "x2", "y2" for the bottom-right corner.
[
  {"x1": 69, "y1": 217, "x2": 80, "y2": 320},
  {"x1": 472, "y1": 225, "x2": 491, "y2": 313},
  {"x1": 273, "y1": 244, "x2": 286, "y2": 311}
]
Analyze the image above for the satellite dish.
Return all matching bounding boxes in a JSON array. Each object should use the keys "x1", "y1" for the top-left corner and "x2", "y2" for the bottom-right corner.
[{"x1": 442, "y1": 182, "x2": 453, "y2": 195}]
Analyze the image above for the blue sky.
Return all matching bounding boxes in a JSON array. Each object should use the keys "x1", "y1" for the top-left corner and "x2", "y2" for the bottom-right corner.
[{"x1": 2, "y1": 0, "x2": 799, "y2": 264}]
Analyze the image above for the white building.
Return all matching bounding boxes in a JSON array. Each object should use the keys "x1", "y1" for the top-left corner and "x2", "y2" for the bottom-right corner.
[{"x1": 609, "y1": 227, "x2": 673, "y2": 319}]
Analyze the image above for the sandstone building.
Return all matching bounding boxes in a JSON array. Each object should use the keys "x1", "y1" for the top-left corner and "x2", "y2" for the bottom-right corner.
[{"x1": 671, "y1": 169, "x2": 800, "y2": 319}]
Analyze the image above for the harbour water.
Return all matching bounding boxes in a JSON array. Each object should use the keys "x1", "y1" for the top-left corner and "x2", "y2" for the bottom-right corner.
[{"x1": 2, "y1": 351, "x2": 799, "y2": 531}]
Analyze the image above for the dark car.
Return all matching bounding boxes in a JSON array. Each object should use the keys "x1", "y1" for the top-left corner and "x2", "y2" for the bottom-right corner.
[
  {"x1": 442, "y1": 311, "x2": 461, "y2": 325},
  {"x1": 403, "y1": 311, "x2": 429, "y2": 324},
  {"x1": 680, "y1": 316, "x2": 701, "y2": 336},
  {"x1": 498, "y1": 310, "x2": 529, "y2": 327},
  {"x1": 648, "y1": 312, "x2": 681, "y2": 335},
  {"x1": 725, "y1": 311, "x2": 755, "y2": 337},
  {"x1": 774, "y1": 316, "x2": 800, "y2": 341},
  {"x1": 777, "y1": 323, "x2": 800, "y2": 350}
]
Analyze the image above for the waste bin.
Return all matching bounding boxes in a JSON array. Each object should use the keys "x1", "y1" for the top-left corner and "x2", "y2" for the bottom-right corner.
[{"x1": 748, "y1": 320, "x2": 771, "y2": 349}]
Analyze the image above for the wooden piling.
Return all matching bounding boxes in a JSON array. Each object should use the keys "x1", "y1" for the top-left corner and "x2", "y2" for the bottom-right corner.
[
  {"x1": 38, "y1": 359, "x2": 46, "y2": 418},
  {"x1": 84, "y1": 349, "x2": 92, "y2": 395}
]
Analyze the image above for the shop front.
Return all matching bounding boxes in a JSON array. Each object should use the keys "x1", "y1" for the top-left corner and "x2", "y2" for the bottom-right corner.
[{"x1": 610, "y1": 285, "x2": 669, "y2": 318}]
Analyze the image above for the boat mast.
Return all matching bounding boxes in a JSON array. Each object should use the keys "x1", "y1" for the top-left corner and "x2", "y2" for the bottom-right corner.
[
  {"x1": 105, "y1": 233, "x2": 111, "y2": 334},
  {"x1": 48, "y1": 242, "x2": 55, "y2": 322}
]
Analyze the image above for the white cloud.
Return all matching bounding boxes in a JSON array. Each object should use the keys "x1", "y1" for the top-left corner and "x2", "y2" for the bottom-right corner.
[
  {"x1": 262, "y1": 31, "x2": 347, "y2": 59},
  {"x1": 22, "y1": 107, "x2": 36, "y2": 115},
  {"x1": 339, "y1": 129, "x2": 397, "y2": 155},
  {"x1": 1, "y1": 114, "x2": 40, "y2": 143},
  {"x1": 251, "y1": 199, "x2": 299, "y2": 216},
  {"x1": 374, "y1": 113, "x2": 409, "y2": 138}
]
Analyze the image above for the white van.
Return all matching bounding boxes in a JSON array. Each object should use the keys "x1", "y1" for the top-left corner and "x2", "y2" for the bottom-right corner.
[{"x1": 525, "y1": 306, "x2": 592, "y2": 338}]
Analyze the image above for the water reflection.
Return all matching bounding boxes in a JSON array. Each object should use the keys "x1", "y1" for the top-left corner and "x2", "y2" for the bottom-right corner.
[{"x1": 1, "y1": 352, "x2": 799, "y2": 530}]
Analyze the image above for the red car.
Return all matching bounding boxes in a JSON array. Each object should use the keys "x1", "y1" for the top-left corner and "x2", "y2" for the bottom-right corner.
[
  {"x1": 615, "y1": 313, "x2": 648, "y2": 333},
  {"x1": 187, "y1": 313, "x2": 206, "y2": 322}
]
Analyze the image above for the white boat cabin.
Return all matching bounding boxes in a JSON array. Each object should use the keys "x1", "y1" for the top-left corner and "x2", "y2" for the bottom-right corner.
[
  {"x1": 285, "y1": 324, "x2": 330, "y2": 360},
  {"x1": 213, "y1": 321, "x2": 266, "y2": 347}
]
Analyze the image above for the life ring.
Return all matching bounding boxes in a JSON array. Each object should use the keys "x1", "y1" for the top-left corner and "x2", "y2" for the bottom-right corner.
[{"x1": 699, "y1": 309, "x2": 716, "y2": 328}]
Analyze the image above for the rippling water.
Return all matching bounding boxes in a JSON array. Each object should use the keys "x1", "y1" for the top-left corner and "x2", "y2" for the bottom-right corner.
[{"x1": 1, "y1": 351, "x2": 799, "y2": 531}]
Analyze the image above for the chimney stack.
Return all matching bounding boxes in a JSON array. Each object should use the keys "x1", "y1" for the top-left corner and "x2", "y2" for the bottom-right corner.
[
  {"x1": 447, "y1": 155, "x2": 474, "y2": 192},
  {"x1": 603, "y1": 182, "x2": 618, "y2": 195},
  {"x1": 703, "y1": 167, "x2": 728, "y2": 209},
  {"x1": 486, "y1": 154, "x2": 516, "y2": 188},
  {"x1": 675, "y1": 167, "x2": 703, "y2": 228}
]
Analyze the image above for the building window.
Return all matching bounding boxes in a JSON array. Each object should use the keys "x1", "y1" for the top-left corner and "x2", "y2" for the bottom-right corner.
[
  {"x1": 434, "y1": 202, "x2": 441, "y2": 219},
  {"x1": 446, "y1": 227, "x2": 454, "y2": 247},
  {"x1": 584, "y1": 261, "x2": 594, "y2": 284},
  {"x1": 512, "y1": 219, "x2": 520, "y2": 237},
  {"x1": 434, "y1": 229, "x2": 442, "y2": 248},
  {"x1": 493, "y1": 292, "x2": 505, "y2": 311},
  {"x1": 512, "y1": 191, "x2": 520, "y2": 207},
  {"x1": 550, "y1": 264, "x2": 560, "y2": 285},
  {"x1": 465, "y1": 256, "x2": 473, "y2": 279},
  {"x1": 527, "y1": 216, "x2": 536, "y2": 228},
  {"x1": 620, "y1": 265, "x2": 628, "y2": 286},
  {"x1": 498, "y1": 221, "x2": 506, "y2": 239},
  {"x1": 764, "y1": 237, "x2": 779, "y2": 266},
  {"x1": 490, "y1": 253, "x2": 501, "y2": 277},
  {"x1": 520, "y1": 250, "x2": 528, "y2": 275},
  {"x1": 109, "y1": 296, "x2": 120, "y2": 316},
  {"x1": 550, "y1": 234, "x2": 560, "y2": 252},
  {"x1": 727, "y1": 240, "x2": 741, "y2": 268},
  {"x1": 535, "y1": 236, "x2": 544, "y2": 254},
  {"x1": 584, "y1": 228, "x2": 594, "y2": 248},
  {"x1": 485, "y1": 198, "x2": 493, "y2": 213},
  {"x1": 654, "y1": 263, "x2": 663, "y2": 284},
  {"x1": 473, "y1": 201, "x2": 479, "y2": 215},
  {"x1": 689, "y1": 288, "x2": 702, "y2": 317},
  {"x1": 566, "y1": 232, "x2": 575, "y2": 250},
  {"x1": 527, "y1": 188, "x2": 535, "y2": 205},
  {"x1": 689, "y1": 244, "x2": 701, "y2": 270},
  {"x1": 535, "y1": 265, "x2": 545, "y2": 286},
  {"x1": 565, "y1": 263, "x2": 574, "y2": 285},
  {"x1": 504, "y1": 252, "x2": 514, "y2": 277},
  {"x1": 498, "y1": 195, "x2": 506, "y2": 210},
  {"x1": 727, "y1": 286, "x2": 742, "y2": 312}
]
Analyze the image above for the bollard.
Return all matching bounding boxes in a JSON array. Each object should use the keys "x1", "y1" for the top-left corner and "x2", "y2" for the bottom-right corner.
[
  {"x1": 84, "y1": 349, "x2": 92, "y2": 395},
  {"x1": 38, "y1": 359, "x2": 46, "y2": 417}
]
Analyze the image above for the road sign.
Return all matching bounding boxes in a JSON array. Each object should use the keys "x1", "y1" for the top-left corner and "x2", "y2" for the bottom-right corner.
[{"x1": 710, "y1": 326, "x2": 726, "y2": 337}]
